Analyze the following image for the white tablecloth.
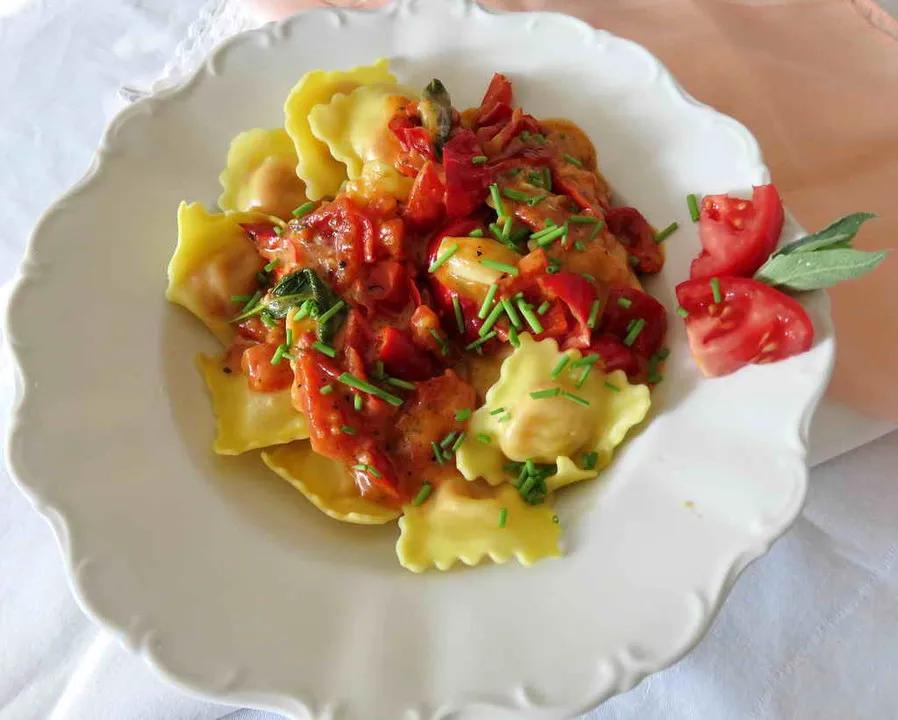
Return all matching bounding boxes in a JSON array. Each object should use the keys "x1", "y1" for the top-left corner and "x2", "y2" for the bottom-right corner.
[{"x1": 1, "y1": 2, "x2": 896, "y2": 718}]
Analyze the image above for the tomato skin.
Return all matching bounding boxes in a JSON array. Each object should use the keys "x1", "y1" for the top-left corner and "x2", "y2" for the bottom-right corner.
[
  {"x1": 605, "y1": 207, "x2": 663, "y2": 275},
  {"x1": 676, "y1": 276, "x2": 814, "y2": 377},
  {"x1": 598, "y1": 285, "x2": 667, "y2": 358},
  {"x1": 690, "y1": 184, "x2": 784, "y2": 280},
  {"x1": 589, "y1": 335, "x2": 641, "y2": 378},
  {"x1": 537, "y1": 272, "x2": 598, "y2": 348},
  {"x1": 403, "y1": 160, "x2": 445, "y2": 229},
  {"x1": 241, "y1": 342, "x2": 293, "y2": 392},
  {"x1": 442, "y1": 130, "x2": 490, "y2": 218},
  {"x1": 376, "y1": 326, "x2": 436, "y2": 381}
]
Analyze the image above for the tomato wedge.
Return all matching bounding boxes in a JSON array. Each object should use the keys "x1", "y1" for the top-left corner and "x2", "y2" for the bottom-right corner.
[
  {"x1": 690, "y1": 184, "x2": 784, "y2": 280},
  {"x1": 676, "y1": 276, "x2": 814, "y2": 377}
]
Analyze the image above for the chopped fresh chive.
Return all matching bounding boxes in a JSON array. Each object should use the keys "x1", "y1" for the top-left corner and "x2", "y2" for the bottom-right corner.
[
  {"x1": 385, "y1": 377, "x2": 416, "y2": 391},
  {"x1": 687, "y1": 193, "x2": 700, "y2": 222},
  {"x1": 476, "y1": 432, "x2": 492, "y2": 444},
  {"x1": 648, "y1": 371, "x2": 663, "y2": 384},
  {"x1": 285, "y1": 328, "x2": 294, "y2": 347},
  {"x1": 588, "y1": 220, "x2": 605, "y2": 241},
  {"x1": 429, "y1": 243, "x2": 459, "y2": 273},
  {"x1": 542, "y1": 166, "x2": 552, "y2": 190},
  {"x1": 412, "y1": 483, "x2": 433, "y2": 506},
  {"x1": 587, "y1": 299, "x2": 601, "y2": 329},
  {"x1": 604, "y1": 380, "x2": 621, "y2": 392},
  {"x1": 581, "y1": 272, "x2": 597, "y2": 284},
  {"x1": 270, "y1": 344, "x2": 287, "y2": 365},
  {"x1": 569, "y1": 214, "x2": 601, "y2": 224},
  {"x1": 293, "y1": 300, "x2": 312, "y2": 321},
  {"x1": 341, "y1": 425, "x2": 356, "y2": 435},
  {"x1": 469, "y1": 228, "x2": 484, "y2": 237},
  {"x1": 563, "y1": 153, "x2": 583, "y2": 168},
  {"x1": 451, "y1": 431, "x2": 466, "y2": 452},
  {"x1": 488, "y1": 222, "x2": 504, "y2": 242},
  {"x1": 530, "y1": 387, "x2": 560, "y2": 399},
  {"x1": 534, "y1": 225, "x2": 567, "y2": 247},
  {"x1": 710, "y1": 277, "x2": 722, "y2": 304},
  {"x1": 465, "y1": 331, "x2": 496, "y2": 351},
  {"x1": 490, "y1": 406, "x2": 507, "y2": 415},
  {"x1": 292, "y1": 201, "x2": 316, "y2": 218},
  {"x1": 337, "y1": 372, "x2": 403, "y2": 406},
  {"x1": 478, "y1": 283, "x2": 499, "y2": 319},
  {"x1": 479, "y1": 300, "x2": 507, "y2": 336},
  {"x1": 583, "y1": 451, "x2": 598, "y2": 470},
  {"x1": 489, "y1": 183, "x2": 506, "y2": 218},
  {"x1": 239, "y1": 290, "x2": 263, "y2": 315},
  {"x1": 617, "y1": 297, "x2": 633, "y2": 309},
  {"x1": 518, "y1": 299, "x2": 544, "y2": 334},
  {"x1": 657, "y1": 347, "x2": 671, "y2": 360},
  {"x1": 440, "y1": 431, "x2": 459, "y2": 449},
  {"x1": 677, "y1": 306, "x2": 689, "y2": 318},
  {"x1": 479, "y1": 258, "x2": 519, "y2": 276},
  {"x1": 316, "y1": 299, "x2": 346, "y2": 326},
  {"x1": 519, "y1": 474, "x2": 538, "y2": 496},
  {"x1": 561, "y1": 390, "x2": 590, "y2": 406},
  {"x1": 574, "y1": 240, "x2": 586, "y2": 251},
  {"x1": 451, "y1": 294, "x2": 465, "y2": 334},
  {"x1": 260, "y1": 311, "x2": 277, "y2": 328},
  {"x1": 575, "y1": 364, "x2": 592, "y2": 388},
  {"x1": 431, "y1": 442, "x2": 445, "y2": 465},
  {"x1": 498, "y1": 412, "x2": 512, "y2": 423},
  {"x1": 472, "y1": 155, "x2": 488, "y2": 165},
  {"x1": 498, "y1": 507, "x2": 508, "y2": 528},
  {"x1": 550, "y1": 355, "x2": 571, "y2": 379},
  {"x1": 353, "y1": 393, "x2": 363, "y2": 411},
  {"x1": 508, "y1": 325, "x2": 520, "y2": 348},
  {"x1": 273, "y1": 226, "x2": 284, "y2": 237},
  {"x1": 501, "y1": 214, "x2": 513, "y2": 241},
  {"x1": 351, "y1": 463, "x2": 382, "y2": 478},
  {"x1": 501, "y1": 298, "x2": 522, "y2": 329},
  {"x1": 537, "y1": 300, "x2": 551, "y2": 315},
  {"x1": 313, "y1": 341, "x2": 337, "y2": 358},
  {"x1": 623, "y1": 318, "x2": 646, "y2": 347},
  {"x1": 502, "y1": 187, "x2": 537, "y2": 203},
  {"x1": 572, "y1": 353, "x2": 600, "y2": 367},
  {"x1": 546, "y1": 257, "x2": 562, "y2": 274},
  {"x1": 320, "y1": 383, "x2": 334, "y2": 395},
  {"x1": 654, "y1": 221, "x2": 679, "y2": 243},
  {"x1": 429, "y1": 328, "x2": 450, "y2": 356},
  {"x1": 455, "y1": 408, "x2": 472, "y2": 422},
  {"x1": 230, "y1": 294, "x2": 252, "y2": 303}
]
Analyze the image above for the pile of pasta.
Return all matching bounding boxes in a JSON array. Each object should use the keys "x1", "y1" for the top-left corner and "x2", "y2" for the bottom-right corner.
[{"x1": 166, "y1": 59, "x2": 652, "y2": 572}]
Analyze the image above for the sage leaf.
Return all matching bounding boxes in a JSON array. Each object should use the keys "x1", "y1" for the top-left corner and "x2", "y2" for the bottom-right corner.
[
  {"x1": 776, "y1": 212, "x2": 876, "y2": 256},
  {"x1": 755, "y1": 248, "x2": 887, "y2": 291}
]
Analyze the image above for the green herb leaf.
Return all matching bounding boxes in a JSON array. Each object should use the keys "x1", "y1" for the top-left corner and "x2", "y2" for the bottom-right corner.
[
  {"x1": 755, "y1": 248, "x2": 888, "y2": 291},
  {"x1": 774, "y1": 212, "x2": 876, "y2": 256}
]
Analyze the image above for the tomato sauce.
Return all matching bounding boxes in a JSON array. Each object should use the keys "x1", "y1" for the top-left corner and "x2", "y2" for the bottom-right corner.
[{"x1": 227, "y1": 73, "x2": 667, "y2": 507}]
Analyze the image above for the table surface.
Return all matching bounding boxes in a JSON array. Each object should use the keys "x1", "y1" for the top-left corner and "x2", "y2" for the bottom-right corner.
[{"x1": 1, "y1": 2, "x2": 896, "y2": 719}]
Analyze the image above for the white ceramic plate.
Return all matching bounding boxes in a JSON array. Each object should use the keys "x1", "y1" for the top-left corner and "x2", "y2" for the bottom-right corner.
[{"x1": 5, "y1": 1, "x2": 834, "y2": 718}]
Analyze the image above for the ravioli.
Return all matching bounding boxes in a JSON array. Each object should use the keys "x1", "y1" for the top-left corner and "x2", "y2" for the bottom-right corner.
[
  {"x1": 217, "y1": 128, "x2": 307, "y2": 219},
  {"x1": 197, "y1": 354, "x2": 308, "y2": 455},
  {"x1": 284, "y1": 58, "x2": 395, "y2": 200},
  {"x1": 456, "y1": 334, "x2": 651, "y2": 490},
  {"x1": 262, "y1": 442, "x2": 400, "y2": 525},
  {"x1": 396, "y1": 477, "x2": 561, "y2": 573},
  {"x1": 166, "y1": 202, "x2": 269, "y2": 344},
  {"x1": 308, "y1": 83, "x2": 416, "y2": 199}
]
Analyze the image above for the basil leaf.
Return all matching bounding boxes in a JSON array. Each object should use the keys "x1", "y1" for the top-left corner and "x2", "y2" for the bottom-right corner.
[
  {"x1": 232, "y1": 268, "x2": 346, "y2": 343},
  {"x1": 755, "y1": 248, "x2": 887, "y2": 291},
  {"x1": 775, "y1": 212, "x2": 876, "y2": 256}
]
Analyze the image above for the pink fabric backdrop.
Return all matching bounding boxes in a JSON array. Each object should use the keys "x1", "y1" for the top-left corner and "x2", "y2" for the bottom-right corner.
[{"x1": 249, "y1": 0, "x2": 898, "y2": 420}]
